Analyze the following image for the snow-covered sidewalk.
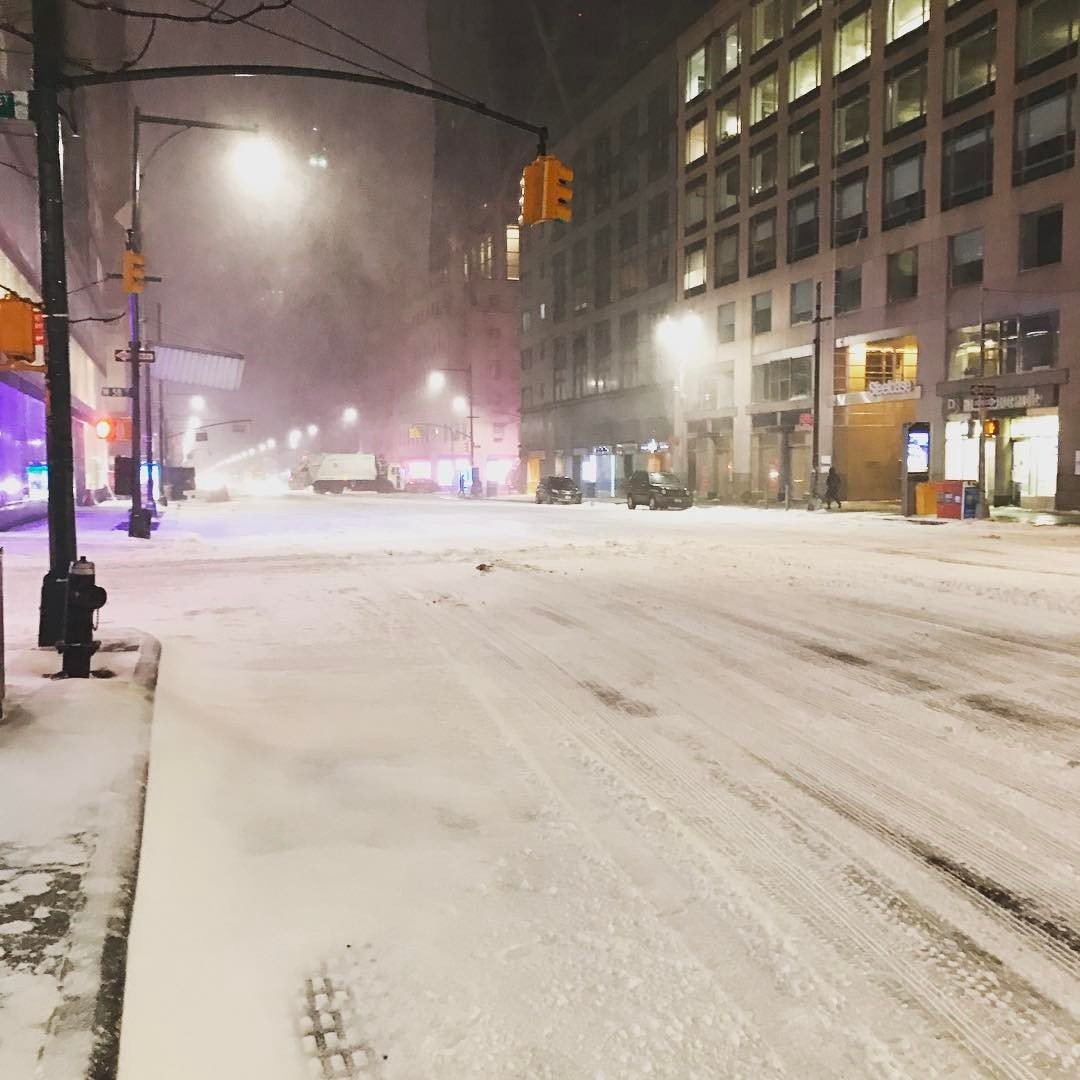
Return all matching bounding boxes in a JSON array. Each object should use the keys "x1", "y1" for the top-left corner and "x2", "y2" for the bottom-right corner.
[{"x1": 0, "y1": 634, "x2": 158, "y2": 1080}]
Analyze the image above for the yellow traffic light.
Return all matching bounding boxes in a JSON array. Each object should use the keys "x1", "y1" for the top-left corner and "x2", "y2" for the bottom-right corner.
[
  {"x1": 541, "y1": 155, "x2": 573, "y2": 224},
  {"x1": 519, "y1": 159, "x2": 544, "y2": 226},
  {"x1": 122, "y1": 250, "x2": 147, "y2": 294},
  {"x1": 95, "y1": 418, "x2": 115, "y2": 440},
  {"x1": 0, "y1": 296, "x2": 35, "y2": 358}
]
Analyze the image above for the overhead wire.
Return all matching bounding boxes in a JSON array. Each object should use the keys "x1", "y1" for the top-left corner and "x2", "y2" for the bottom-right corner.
[
  {"x1": 291, "y1": 1, "x2": 482, "y2": 104},
  {"x1": 68, "y1": 0, "x2": 293, "y2": 26}
]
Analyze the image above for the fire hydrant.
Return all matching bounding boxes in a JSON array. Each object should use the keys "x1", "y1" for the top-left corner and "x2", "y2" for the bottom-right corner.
[{"x1": 60, "y1": 557, "x2": 107, "y2": 678}]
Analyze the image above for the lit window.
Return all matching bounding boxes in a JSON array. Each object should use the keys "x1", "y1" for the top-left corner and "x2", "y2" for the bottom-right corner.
[
  {"x1": 685, "y1": 116, "x2": 707, "y2": 164},
  {"x1": 887, "y1": 248, "x2": 919, "y2": 302},
  {"x1": 886, "y1": 0, "x2": 929, "y2": 44},
  {"x1": 505, "y1": 225, "x2": 520, "y2": 281},
  {"x1": 949, "y1": 229, "x2": 984, "y2": 287},
  {"x1": 1018, "y1": 0, "x2": 1080, "y2": 71},
  {"x1": 686, "y1": 45, "x2": 707, "y2": 102},
  {"x1": 751, "y1": 69, "x2": 779, "y2": 125},
  {"x1": 790, "y1": 40, "x2": 821, "y2": 101},
  {"x1": 685, "y1": 177, "x2": 707, "y2": 230},
  {"x1": 946, "y1": 22, "x2": 997, "y2": 102},
  {"x1": 684, "y1": 241, "x2": 707, "y2": 292},
  {"x1": 1013, "y1": 79, "x2": 1076, "y2": 184},
  {"x1": 791, "y1": 0, "x2": 821, "y2": 24},
  {"x1": 713, "y1": 21, "x2": 741, "y2": 82},
  {"x1": 717, "y1": 94, "x2": 742, "y2": 143},
  {"x1": 752, "y1": 0, "x2": 781, "y2": 52},
  {"x1": 836, "y1": 8, "x2": 871, "y2": 73},
  {"x1": 886, "y1": 60, "x2": 927, "y2": 131}
]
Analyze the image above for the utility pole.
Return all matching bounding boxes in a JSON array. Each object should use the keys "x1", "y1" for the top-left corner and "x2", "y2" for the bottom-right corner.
[
  {"x1": 975, "y1": 287, "x2": 991, "y2": 519},
  {"x1": 808, "y1": 280, "x2": 824, "y2": 510},
  {"x1": 127, "y1": 106, "x2": 150, "y2": 537},
  {"x1": 32, "y1": 0, "x2": 83, "y2": 645},
  {"x1": 466, "y1": 360, "x2": 476, "y2": 494}
]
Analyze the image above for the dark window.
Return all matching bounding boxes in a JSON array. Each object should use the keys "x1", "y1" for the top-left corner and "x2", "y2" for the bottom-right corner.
[
  {"x1": 572, "y1": 333, "x2": 587, "y2": 396},
  {"x1": 887, "y1": 247, "x2": 919, "y2": 302},
  {"x1": 945, "y1": 18, "x2": 997, "y2": 105},
  {"x1": 619, "y1": 310, "x2": 640, "y2": 388},
  {"x1": 715, "y1": 225, "x2": 739, "y2": 285},
  {"x1": 752, "y1": 0, "x2": 781, "y2": 53},
  {"x1": 1018, "y1": 0, "x2": 1080, "y2": 76},
  {"x1": 749, "y1": 210, "x2": 778, "y2": 274},
  {"x1": 885, "y1": 57, "x2": 927, "y2": 133},
  {"x1": 716, "y1": 156, "x2": 741, "y2": 217},
  {"x1": 594, "y1": 227, "x2": 613, "y2": 308},
  {"x1": 553, "y1": 338, "x2": 568, "y2": 400},
  {"x1": 750, "y1": 137, "x2": 779, "y2": 199},
  {"x1": 835, "y1": 85, "x2": 870, "y2": 157},
  {"x1": 752, "y1": 291, "x2": 773, "y2": 334},
  {"x1": 941, "y1": 115, "x2": 994, "y2": 209},
  {"x1": 593, "y1": 321, "x2": 612, "y2": 391},
  {"x1": 593, "y1": 130, "x2": 613, "y2": 213},
  {"x1": 685, "y1": 177, "x2": 707, "y2": 231},
  {"x1": 646, "y1": 192, "x2": 671, "y2": 286},
  {"x1": 619, "y1": 210, "x2": 640, "y2": 297},
  {"x1": 789, "y1": 111, "x2": 820, "y2": 179},
  {"x1": 1013, "y1": 78, "x2": 1077, "y2": 184},
  {"x1": 790, "y1": 278, "x2": 815, "y2": 324},
  {"x1": 835, "y1": 264, "x2": 862, "y2": 313},
  {"x1": 791, "y1": 0, "x2": 821, "y2": 24},
  {"x1": 520, "y1": 348, "x2": 533, "y2": 371},
  {"x1": 948, "y1": 311, "x2": 1060, "y2": 377},
  {"x1": 949, "y1": 228, "x2": 984, "y2": 286},
  {"x1": 718, "y1": 301, "x2": 736, "y2": 342},
  {"x1": 883, "y1": 144, "x2": 926, "y2": 229},
  {"x1": 571, "y1": 238, "x2": 589, "y2": 314},
  {"x1": 552, "y1": 252, "x2": 567, "y2": 322},
  {"x1": 619, "y1": 106, "x2": 639, "y2": 199},
  {"x1": 647, "y1": 84, "x2": 672, "y2": 180},
  {"x1": 753, "y1": 355, "x2": 812, "y2": 400},
  {"x1": 833, "y1": 169, "x2": 868, "y2": 245},
  {"x1": 788, "y1": 190, "x2": 820, "y2": 261},
  {"x1": 1020, "y1": 204, "x2": 1064, "y2": 268}
]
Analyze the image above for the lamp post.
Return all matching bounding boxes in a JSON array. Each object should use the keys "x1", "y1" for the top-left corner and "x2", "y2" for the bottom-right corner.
[
  {"x1": 126, "y1": 109, "x2": 259, "y2": 538},
  {"x1": 428, "y1": 364, "x2": 475, "y2": 490}
]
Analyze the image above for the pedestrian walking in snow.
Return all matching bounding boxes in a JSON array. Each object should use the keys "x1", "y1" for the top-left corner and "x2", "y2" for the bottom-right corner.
[{"x1": 825, "y1": 466, "x2": 842, "y2": 510}]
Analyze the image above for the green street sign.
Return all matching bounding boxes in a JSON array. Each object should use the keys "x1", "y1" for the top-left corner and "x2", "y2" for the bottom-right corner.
[{"x1": 0, "y1": 91, "x2": 30, "y2": 121}]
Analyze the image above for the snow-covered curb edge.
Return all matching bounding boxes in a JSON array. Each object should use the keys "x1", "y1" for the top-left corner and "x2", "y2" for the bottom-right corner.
[{"x1": 37, "y1": 633, "x2": 161, "y2": 1080}]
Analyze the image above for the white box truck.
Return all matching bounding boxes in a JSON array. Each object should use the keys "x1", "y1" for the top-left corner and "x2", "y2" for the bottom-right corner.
[{"x1": 289, "y1": 453, "x2": 378, "y2": 494}]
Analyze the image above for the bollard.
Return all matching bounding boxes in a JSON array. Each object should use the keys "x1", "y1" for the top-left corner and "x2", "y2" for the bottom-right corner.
[{"x1": 60, "y1": 557, "x2": 107, "y2": 678}]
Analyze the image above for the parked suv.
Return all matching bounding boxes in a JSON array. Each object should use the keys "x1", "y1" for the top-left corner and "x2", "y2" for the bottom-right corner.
[
  {"x1": 626, "y1": 470, "x2": 692, "y2": 510},
  {"x1": 536, "y1": 476, "x2": 583, "y2": 504}
]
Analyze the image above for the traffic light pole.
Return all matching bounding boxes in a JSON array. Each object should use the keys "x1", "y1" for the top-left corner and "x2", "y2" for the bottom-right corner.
[
  {"x1": 32, "y1": 0, "x2": 82, "y2": 645},
  {"x1": 127, "y1": 108, "x2": 150, "y2": 538}
]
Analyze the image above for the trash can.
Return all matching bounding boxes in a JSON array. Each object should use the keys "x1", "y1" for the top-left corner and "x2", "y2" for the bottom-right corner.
[{"x1": 914, "y1": 482, "x2": 936, "y2": 516}]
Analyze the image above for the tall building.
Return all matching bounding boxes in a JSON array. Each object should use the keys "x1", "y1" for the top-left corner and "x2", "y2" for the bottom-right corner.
[
  {"x1": 0, "y1": 7, "x2": 134, "y2": 520},
  {"x1": 673, "y1": 0, "x2": 1079, "y2": 509},
  {"x1": 519, "y1": 47, "x2": 681, "y2": 495}
]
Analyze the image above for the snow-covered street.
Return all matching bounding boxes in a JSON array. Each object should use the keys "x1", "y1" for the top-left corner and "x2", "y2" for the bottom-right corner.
[{"x1": 5, "y1": 495, "x2": 1079, "y2": 1079}]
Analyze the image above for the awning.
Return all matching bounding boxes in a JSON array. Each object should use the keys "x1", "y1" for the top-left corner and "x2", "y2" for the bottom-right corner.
[{"x1": 152, "y1": 344, "x2": 246, "y2": 390}]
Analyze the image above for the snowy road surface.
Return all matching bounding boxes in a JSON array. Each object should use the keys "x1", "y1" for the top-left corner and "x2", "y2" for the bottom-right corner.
[{"x1": 6, "y1": 494, "x2": 1080, "y2": 1078}]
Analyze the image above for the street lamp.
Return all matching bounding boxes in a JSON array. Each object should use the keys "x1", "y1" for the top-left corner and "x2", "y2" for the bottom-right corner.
[
  {"x1": 190, "y1": 395, "x2": 206, "y2": 413},
  {"x1": 306, "y1": 423, "x2": 319, "y2": 437},
  {"x1": 126, "y1": 108, "x2": 258, "y2": 539},
  {"x1": 342, "y1": 406, "x2": 358, "y2": 424},
  {"x1": 288, "y1": 429, "x2": 302, "y2": 450},
  {"x1": 229, "y1": 135, "x2": 285, "y2": 197},
  {"x1": 428, "y1": 364, "x2": 475, "y2": 489},
  {"x1": 266, "y1": 437, "x2": 277, "y2": 450},
  {"x1": 654, "y1": 312, "x2": 706, "y2": 477},
  {"x1": 451, "y1": 395, "x2": 467, "y2": 415}
]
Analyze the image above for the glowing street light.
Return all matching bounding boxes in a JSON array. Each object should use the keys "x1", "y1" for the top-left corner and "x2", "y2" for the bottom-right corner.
[
  {"x1": 306, "y1": 423, "x2": 318, "y2": 437},
  {"x1": 427, "y1": 370, "x2": 447, "y2": 393},
  {"x1": 190, "y1": 395, "x2": 206, "y2": 413},
  {"x1": 229, "y1": 136, "x2": 284, "y2": 197},
  {"x1": 258, "y1": 441, "x2": 268, "y2": 452},
  {"x1": 288, "y1": 429, "x2": 302, "y2": 449},
  {"x1": 342, "y1": 405, "x2": 358, "y2": 424},
  {"x1": 451, "y1": 395, "x2": 467, "y2": 415},
  {"x1": 266, "y1": 437, "x2": 277, "y2": 450}
]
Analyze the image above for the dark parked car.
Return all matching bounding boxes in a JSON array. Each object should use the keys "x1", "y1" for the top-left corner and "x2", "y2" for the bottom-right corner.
[
  {"x1": 536, "y1": 476, "x2": 582, "y2": 504},
  {"x1": 404, "y1": 478, "x2": 440, "y2": 494},
  {"x1": 626, "y1": 470, "x2": 692, "y2": 510}
]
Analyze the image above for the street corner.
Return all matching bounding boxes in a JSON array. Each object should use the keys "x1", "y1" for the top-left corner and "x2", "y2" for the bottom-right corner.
[{"x1": 0, "y1": 631, "x2": 160, "y2": 1080}]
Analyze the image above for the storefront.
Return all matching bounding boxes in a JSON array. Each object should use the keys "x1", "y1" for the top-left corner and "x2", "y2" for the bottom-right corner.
[
  {"x1": 832, "y1": 336, "x2": 920, "y2": 502},
  {"x1": 567, "y1": 440, "x2": 668, "y2": 497},
  {"x1": 943, "y1": 384, "x2": 1060, "y2": 509},
  {"x1": 750, "y1": 409, "x2": 813, "y2": 502},
  {"x1": 687, "y1": 419, "x2": 734, "y2": 499}
]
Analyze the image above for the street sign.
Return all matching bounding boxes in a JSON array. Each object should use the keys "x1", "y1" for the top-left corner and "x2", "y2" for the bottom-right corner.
[
  {"x1": 195, "y1": 431, "x2": 209, "y2": 442},
  {"x1": 114, "y1": 348, "x2": 155, "y2": 364},
  {"x1": 0, "y1": 91, "x2": 30, "y2": 122},
  {"x1": 101, "y1": 386, "x2": 133, "y2": 398}
]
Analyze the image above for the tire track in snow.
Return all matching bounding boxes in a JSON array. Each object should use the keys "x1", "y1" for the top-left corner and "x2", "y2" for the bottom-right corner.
[{"x1": 418, "y1": 580, "x2": 1074, "y2": 1079}]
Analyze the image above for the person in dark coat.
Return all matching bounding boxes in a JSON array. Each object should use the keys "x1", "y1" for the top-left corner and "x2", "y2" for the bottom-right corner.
[{"x1": 824, "y1": 466, "x2": 842, "y2": 510}]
